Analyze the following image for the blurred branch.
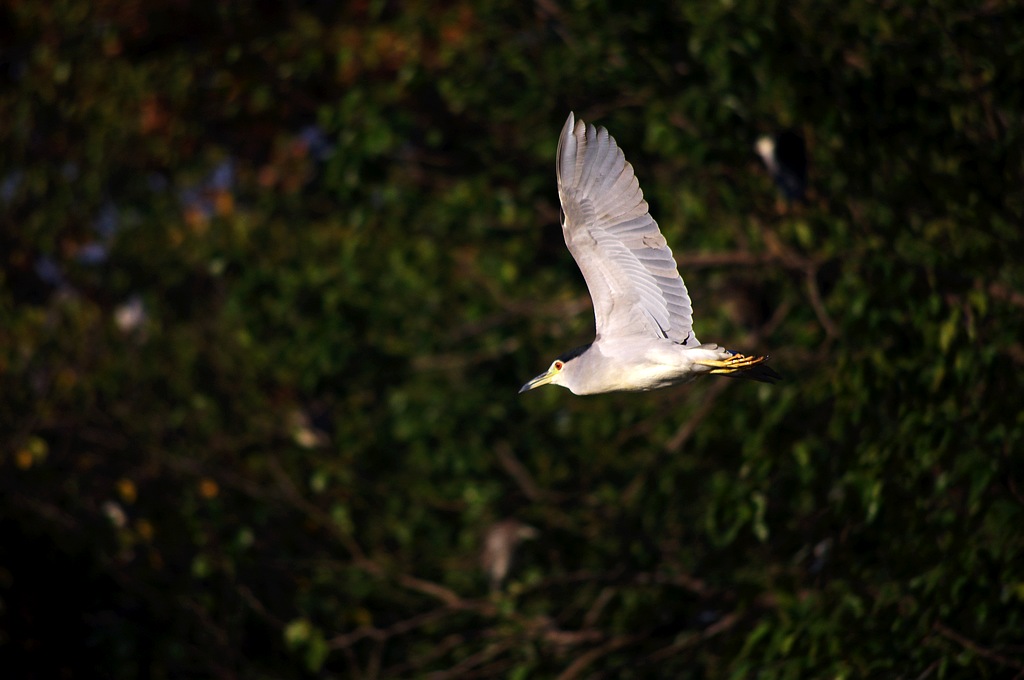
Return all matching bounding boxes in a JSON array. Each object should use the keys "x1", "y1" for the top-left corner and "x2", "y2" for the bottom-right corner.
[
  {"x1": 426, "y1": 641, "x2": 515, "y2": 680},
  {"x1": 932, "y1": 621, "x2": 1024, "y2": 671},
  {"x1": 366, "y1": 640, "x2": 384, "y2": 680},
  {"x1": 329, "y1": 606, "x2": 457, "y2": 649},
  {"x1": 644, "y1": 611, "x2": 742, "y2": 664},
  {"x1": 163, "y1": 454, "x2": 285, "y2": 510},
  {"x1": 395, "y1": 574, "x2": 466, "y2": 608},
  {"x1": 186, "y1": 452, "x2": 489, "y2": 633},
  {"x1": 456, "y1": 658, "x2": 518, "y2": 679},
  {"x1": 556, "y1": 633, "x2": 646, "y2": 680},
  {"x1": 636, "y1": 571, "x2": 715, "y2": 599},
  {"x1": 664, "y1": 379, "x2": 732, "y2": 454},
  {"x1": 763, "y1": 298, "x2": 794, "y2": 337},
  {"x1": 183, "y1": 595, "x2": 232, "y2": 652},
  {"x1": 582, "y1": 586, "x2": 616, "y2": 629},
  {"x1": 495, "y1": 440, "x2": 544, "y2": 502},
  {"x1": 263, "y1": 454, "x2": 371, "y2": 564},
  {"x1": 384, "y1": 634, "x2": 465, "y2": 677},
  {"x1": 760, "y1": 224, "x2": 840, "y2": 340},
  {"x1": 170, "y1": 452, "x2": 486, "y2": 648},
  {"x1": 728, "y1": 297, "x2": 794, "y2": 354},
  {"x1": 516, "y1": 568, "x2": 626, "y2": 596},
  {"x1": 617, "y1": 380, "x2": 730, "y2": 509},
  {"x1": 10, "y1": 494, "x2": 80, "y2": 530},
  {"x1": 518, "y1": 568, "x2": 716, "y2": 600},
  {"x1": 236, "y1": 585, "x2": 288, "y2": 628},
  {"x1": 804, "y1": 267, "x2": 840, "y2": 339}
]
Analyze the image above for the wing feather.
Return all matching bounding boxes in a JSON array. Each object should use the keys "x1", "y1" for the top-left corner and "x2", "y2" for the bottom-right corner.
[{"x1": 555, "y1": 112, "x2": 698, "y2": 345}]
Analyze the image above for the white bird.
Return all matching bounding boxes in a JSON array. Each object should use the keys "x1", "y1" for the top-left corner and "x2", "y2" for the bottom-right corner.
[{"x1": 521, "y1": 113, "x2": 780, "y2": 395}]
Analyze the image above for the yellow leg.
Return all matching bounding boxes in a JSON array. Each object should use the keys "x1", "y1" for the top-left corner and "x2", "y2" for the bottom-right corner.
[{"x1": 695, "y1": 353, "x2": 769, "y2": 375}]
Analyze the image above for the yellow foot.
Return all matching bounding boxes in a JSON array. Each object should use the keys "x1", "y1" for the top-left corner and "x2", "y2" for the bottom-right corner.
[{"x1": 696, "y1": 353, "x2": 769, "y2": 375}]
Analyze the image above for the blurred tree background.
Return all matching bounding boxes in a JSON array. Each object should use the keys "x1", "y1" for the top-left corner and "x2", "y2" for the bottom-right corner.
[{"x1": 2, "y1": 0, "x2": 1023, "y2": 677}]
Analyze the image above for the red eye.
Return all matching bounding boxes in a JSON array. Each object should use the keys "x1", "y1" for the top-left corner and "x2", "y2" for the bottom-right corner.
[{"x1": 554, "y1": 361, "x2": 563, "y2": 370}]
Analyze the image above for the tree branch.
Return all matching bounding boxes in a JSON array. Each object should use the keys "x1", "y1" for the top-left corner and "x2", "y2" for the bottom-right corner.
[
  {"x1": 556, "y1": 633, "x2": 646, "y2": 680},
  {"x1": 495, "y1": 440, "x2": 545, "y2": 502},
  {"x1": 932, "y1": 620, "x2": 1024, "y2": 671}
]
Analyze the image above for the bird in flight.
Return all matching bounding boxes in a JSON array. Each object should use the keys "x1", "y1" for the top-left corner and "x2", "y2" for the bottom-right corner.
[{"x1": 520, "y1": 113, "x2": 780, "y2": 395}]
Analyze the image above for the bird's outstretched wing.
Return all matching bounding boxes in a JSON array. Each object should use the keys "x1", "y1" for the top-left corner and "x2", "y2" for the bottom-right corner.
[{"x1": 556, "y1": 112, "x2": 698, "y2": 345}]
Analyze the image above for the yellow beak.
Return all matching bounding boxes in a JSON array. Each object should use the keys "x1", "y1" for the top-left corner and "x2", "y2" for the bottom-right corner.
[{"x1": 519, "y1": 368, "x2": 556, "y2": 393}]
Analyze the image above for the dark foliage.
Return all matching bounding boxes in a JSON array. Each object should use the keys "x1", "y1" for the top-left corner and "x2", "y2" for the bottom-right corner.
[{"x1": 2, "y1": 1, "x2": 1023, "y2": 677}]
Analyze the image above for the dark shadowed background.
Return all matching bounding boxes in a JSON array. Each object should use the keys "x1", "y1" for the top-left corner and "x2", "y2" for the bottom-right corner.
[{"x1": 2, "y1": 1, "x2": 1023, "y2": 677}]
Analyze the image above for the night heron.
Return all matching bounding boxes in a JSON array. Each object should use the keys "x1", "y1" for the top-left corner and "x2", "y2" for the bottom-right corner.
[
  {"x1": 520, "y1": 113, "x2": 780, "y2": 396},
  {"x1": 755, "y1": 130, "x2": 808, "y2": 203},
  {"x1": 481, "y1": 519, "x2": 538, "y2": 591}
]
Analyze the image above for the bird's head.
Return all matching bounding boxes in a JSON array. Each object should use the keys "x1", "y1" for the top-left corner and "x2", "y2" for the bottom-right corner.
[
  {"x1": 755, "y1": 135, "x2": 776, "y2": 166},
  {"x1": 519, "y1": 344, "x2": 591, "y2": 393}
]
